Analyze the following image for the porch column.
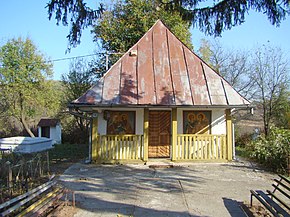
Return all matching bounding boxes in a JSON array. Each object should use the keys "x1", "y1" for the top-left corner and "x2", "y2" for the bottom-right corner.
[
  {"x1": 225, "y1": 109, "x2": 233, "y2": 161},
  {"x1": 92, "y1": 117, "x2": 98, "y2": 161},
  {"x1": 143, "y1": 108, "x2": 149, "y2": 162},
  {"x1": 172, "y1": 108, "x2": 177, "y2": 161}
]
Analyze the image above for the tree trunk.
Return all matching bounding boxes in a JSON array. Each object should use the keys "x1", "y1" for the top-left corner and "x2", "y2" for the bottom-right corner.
[
  {"x1": 19, "y1": 93, "x2": 35, "y2": 137},
  {"x1": 21, "y1": 115, "x2": 35, "y2": 137}
]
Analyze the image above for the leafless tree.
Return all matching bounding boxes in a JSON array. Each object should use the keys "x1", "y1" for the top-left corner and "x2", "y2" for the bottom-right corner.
[
  {"x1": 199, "y1": 39, "x2": 256, "y2": 100},
  {"x1": 250, "y1": 45, "x2": 289, "y2": 136}
]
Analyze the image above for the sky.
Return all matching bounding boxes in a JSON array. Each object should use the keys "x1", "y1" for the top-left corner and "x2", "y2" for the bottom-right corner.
[{"x1": 0, "y1": 0, "x2": 290, "y2": 80}]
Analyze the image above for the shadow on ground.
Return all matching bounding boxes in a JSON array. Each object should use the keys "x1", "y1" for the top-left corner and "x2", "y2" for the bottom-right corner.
[{"x1": 57, "y1": 162, "x2": 275, "y2": 217}]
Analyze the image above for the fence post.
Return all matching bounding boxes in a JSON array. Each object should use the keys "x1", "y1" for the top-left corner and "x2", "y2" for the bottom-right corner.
[
  {"x1": 39, "y1": 158, "x2": 43, "y2": 177},
  {"x1": 6, "y1": 161, "x2": 12, "y2": 193},
  {"x1": 288, "y1": 153, "x2": 290, "y2": 176},
  {"x1": 46, "y1": 151, "x2": 50, "y2": 175}
]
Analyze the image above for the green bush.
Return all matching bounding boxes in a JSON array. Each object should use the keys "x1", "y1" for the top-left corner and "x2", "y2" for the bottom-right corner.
[{"x1": 247, "y1": 127, "x2": 290, "y2": 173}]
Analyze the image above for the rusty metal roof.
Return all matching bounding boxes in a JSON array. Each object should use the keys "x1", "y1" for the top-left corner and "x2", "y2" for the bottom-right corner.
[{"x1": 72, "y1": 20, "x2": 250, "y2": 108}]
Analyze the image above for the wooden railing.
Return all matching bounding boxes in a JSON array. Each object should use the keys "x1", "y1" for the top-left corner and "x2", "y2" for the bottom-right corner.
[
  {"x1": 176, "y1": 134, "x2": 227, "y2": 160},
  {"x1": 96, "y1": 135, "x2": 143, "y2": 161}
]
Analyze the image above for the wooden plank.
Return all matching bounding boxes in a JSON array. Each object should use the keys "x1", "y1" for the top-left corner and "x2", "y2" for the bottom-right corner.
[
  {"x1": 266, "y1": 190, "x2": 290, "y2": 211},
  {"x1": 184, "y1": 136, "x2": 187, "y2": 160},
  {"x1": 205, "y1": 136, "x2": 208, "y2": 160},
  {"x1": 172, "y1": 108, "x2": 177, "y2": 161},
  {"x1": 201, "y1": 137, "x2": 204, "y2": 160},
  {"x1": 226, "y1": 109, "x2": 233, "y2": 161},
  {"x1": 188, "y1": 136, "x2": 192, "y2": 160},
  {"x1": 143, "y1": 108, "x2": 149, "y2": 161},
  {"x1": 211, "y1": 136, "x2": 215, "y2": 159},
  {"x1": 0, "y1": 181, "x2": 55, "y2": 210},
  {"x1": 193, "y1": 135, "x2": 196, "y2": 159},
  {"x1": 0, "y1": 181, "x2": 56, "y2": 216},
  {"x1": 131, "y1": 137, "x2": 134, "y2": 160},
  {"x1": 116, "y1": 136, "x2": 120, "y2": 160},
  {"x1": 250, "y1": 190, "x2": 281, "y2": 217},
  {"x1": 278, "y1": 175, "x2": 290, "y2": 185},
  {"x1": 183, "y1": 47, "x2": 211, "y2": 105},
  {"x1": 255, "y1": 190, "x2": 289, "y2": 217},
  {"x1": 216, "y1": 136, "x2": 219, "y2": 159},
  {"x1": 274, "y1": 179, "x2": 290, "y2": 193},
  {"x1": 272, "y1": 183, "x2": 290, "y2": 200},
  {"x1": 152, "y1": 22, "x2": 174, "y2": 105},
  {"x1": 111, "y1": 137, "x2": 114, "y2": 160},
  {"x1": 181, "y1": 136, "x2": 185, "y2": 160},
  {"x1": 177, "y1": 135, "x2": 180, "y2": 160},
  {"x1": 223, "y1": 136, "x2": 227, "y2": 159},
  {"x1": 123, "y1": 136, "x2": 126, "y2": 159},
  {"x1": 28, "y1": 190, "x2": 65, "y2": 217},
  {"x1": 167, "y1": 32, "x2": 192, "y2": 105},
  {"x1": 17, "y1": 188, "x2": 62, "y2": 217},
  {"x1": 120, "y1": 45, "x2": 138, "y2": 104},
  {"x1": 92, "y1": 118, "x2": 98, "y2": 161},
  {"x1": 111, "y1": 136, "x2": 115, "y2": 160}
]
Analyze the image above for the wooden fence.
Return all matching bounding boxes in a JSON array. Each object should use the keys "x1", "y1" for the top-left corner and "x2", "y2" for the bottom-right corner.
[
  {"x1": 0, "y1": 152, "x2": 50, "y2": 202},
  {"x1": 176, "y1": 134, "x2": 227, "y2": 161},
  {"x1": 94, "y1": 135, "x2": 143, "y2": 161}
]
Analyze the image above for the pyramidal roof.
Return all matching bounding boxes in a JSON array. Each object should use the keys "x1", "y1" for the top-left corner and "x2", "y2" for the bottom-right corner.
[{"x1": 71, "y1": 20, "x2": 250, "y2": 108}]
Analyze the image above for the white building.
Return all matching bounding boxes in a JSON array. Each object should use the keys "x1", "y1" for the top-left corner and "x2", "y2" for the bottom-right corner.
[{"x1": 37, "y1": 118, "x2": 62, "y2": 144}]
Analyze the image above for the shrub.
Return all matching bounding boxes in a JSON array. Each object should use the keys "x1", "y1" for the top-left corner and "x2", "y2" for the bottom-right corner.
[{"x1": 247, "y1": 127, "x2": 290, "y2": 173}]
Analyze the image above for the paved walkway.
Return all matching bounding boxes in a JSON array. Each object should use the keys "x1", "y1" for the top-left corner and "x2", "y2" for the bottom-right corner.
[{"x1": 58, "y1": 159, "x2": 275, "y2": 217}]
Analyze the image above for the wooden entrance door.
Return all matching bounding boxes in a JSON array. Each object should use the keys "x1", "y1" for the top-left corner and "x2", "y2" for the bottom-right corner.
[{"x1": 149, "y1": 111, "x2": 171, "y2": 158}]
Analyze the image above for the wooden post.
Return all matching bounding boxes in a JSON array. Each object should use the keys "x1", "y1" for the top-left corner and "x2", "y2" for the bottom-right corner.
[
  {"x1": 92, "y1": 117, "x2": 99, "y2": 162},
  {"x1": 143, "y1": 108, "x2": 149, "y2": 162},
  {"x1": 6, "y1": 161, "x2": 12, "y2": 193},
  {"x1": 288, "y1": 154, "x2": 290, "y2": 176},
  {"x1": 172, "y1": 108, "x2": 177, "y2": 161},
  {"x1": 46, "y1": 151, "x2": 50, "y2": 175},
  {"x1": 225, "y1": 109, "x2": 233, "y2": 161}
]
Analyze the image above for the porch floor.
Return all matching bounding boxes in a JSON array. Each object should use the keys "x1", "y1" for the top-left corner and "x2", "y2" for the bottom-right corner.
[{"x1": 58, "y1": 158, "x2": 275, "y2": 217}]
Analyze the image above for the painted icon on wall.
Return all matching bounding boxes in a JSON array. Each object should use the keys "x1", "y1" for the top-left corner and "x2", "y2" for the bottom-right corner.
[
  {"x1": 183, "y1": 111, "x2": 211, "y2": 134},
  {"x1": 107, "y1": 111, "x2": 135, "y2": 135}
]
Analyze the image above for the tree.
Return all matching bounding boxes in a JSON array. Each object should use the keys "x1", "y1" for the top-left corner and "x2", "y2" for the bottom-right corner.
[
  {"x1": 198, "y1": 40, "x2": 290, "y2": 135},
  {"x1": 93, "y1": 0, "x2": 192, "y2": 53},
  {"x1": 47, "y1": 0, "x2": 289, "y2": 50},
  {"x1": 61, "y1": 58, "x2": 100, "y2": 142},
  {"x1": 198, "y1": 39, "x2": 255, "y2": 100},
  {"x1": 62, "y1": 59, "x2": 98, "y2": 102},
  {"x1": 272, "y1": 90, "x2": 290, "y2": 129},
  {"x1": 251, "y1": 45, "x2": 289, "y2": 136},
  {"x1": 0, "y1": 37, "x2": 60, "y2": 137}
]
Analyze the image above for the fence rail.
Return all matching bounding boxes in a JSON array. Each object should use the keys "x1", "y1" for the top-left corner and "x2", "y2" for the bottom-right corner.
[
  {"x1": 0, "y1": 152, "x2": 50, "y2": 202},
  {"x1": 95, "y1": 135, "x2": 143, "y2": 161},
  {"x1": 93, "y1": 134, "x2": 227, "y2": 162},
  {"x1": 176, "y1": 134, "x2": 227, "y2": 160}
]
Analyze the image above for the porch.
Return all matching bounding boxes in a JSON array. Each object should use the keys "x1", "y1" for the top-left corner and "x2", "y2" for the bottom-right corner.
[
  {"x1": 91, "y1": 134, "x2": 228, "y2": 163},
  {"x1": 91, "y1": 108, "x2": 233, "y2": 163}
]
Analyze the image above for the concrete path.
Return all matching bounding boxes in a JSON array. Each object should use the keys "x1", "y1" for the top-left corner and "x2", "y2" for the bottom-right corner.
[{"x1": 58, "y1": 159, "x2": 275, "y2": 217}]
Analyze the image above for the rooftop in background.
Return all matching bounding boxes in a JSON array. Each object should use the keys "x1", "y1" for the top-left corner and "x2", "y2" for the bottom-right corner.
[{"x1": 38, "y1": 118, "x2": 60, "y2": 127}]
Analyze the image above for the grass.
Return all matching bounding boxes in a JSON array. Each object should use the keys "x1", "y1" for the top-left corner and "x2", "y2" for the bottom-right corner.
[
  {"x1": 235, "y1": 145, "x2": 251, "y2": 158},
  {"x1": 49, "y1": 143, "x2": 89, "y2": 162},
  {"x1": 48, "y1": 143, "x2": 89, "y2": 175}
]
